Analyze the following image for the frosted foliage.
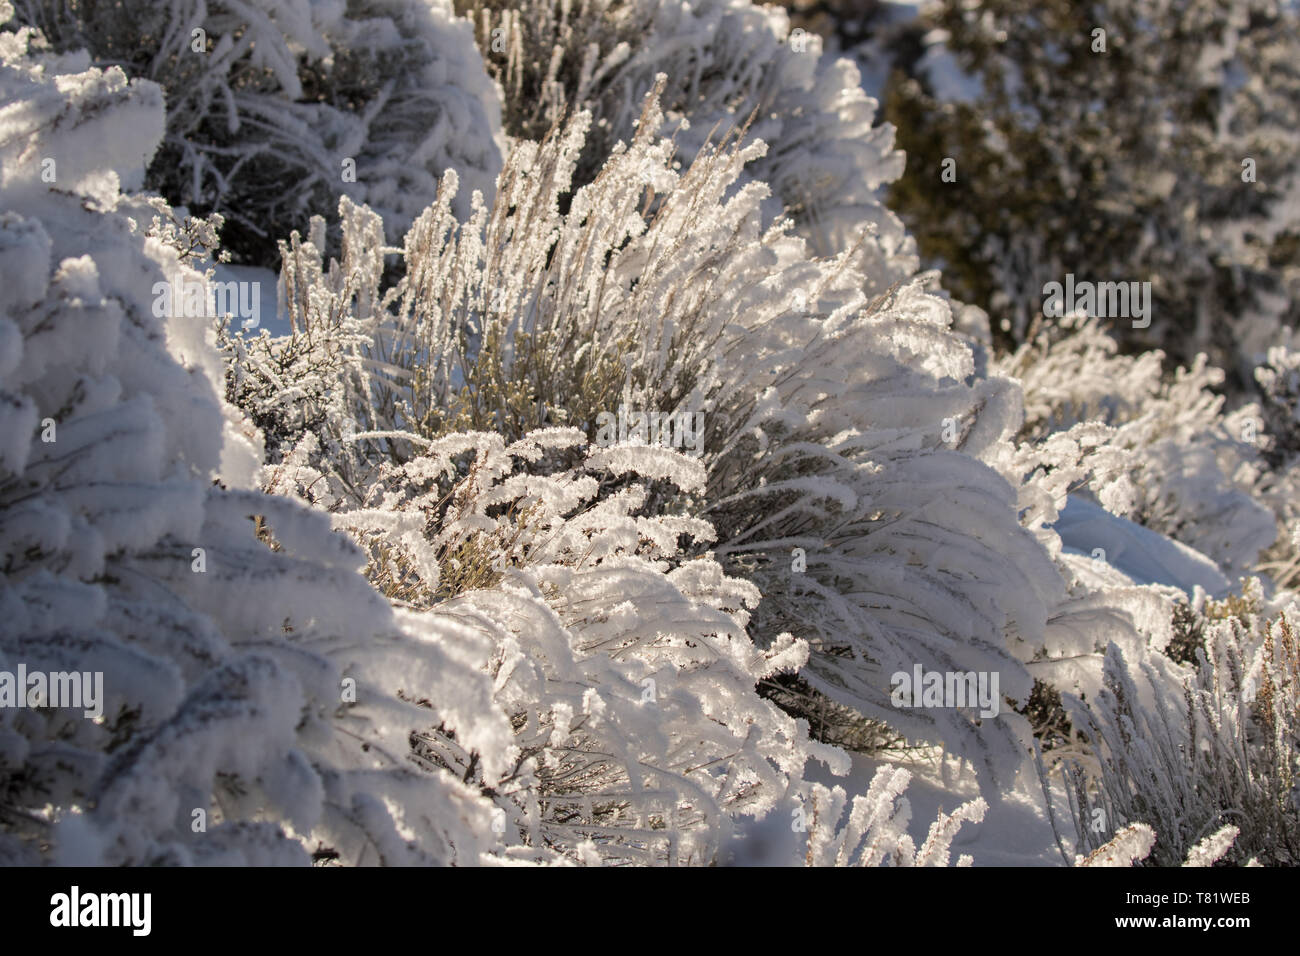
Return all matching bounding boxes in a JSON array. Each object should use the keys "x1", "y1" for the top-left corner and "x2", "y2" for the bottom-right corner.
[
  {"x1": 1051, "y1": 583, "x2": 1300, "y2": 866},
  {"x1": 998, "y1": 314, "x2": 1278, "y2": 578},
  {"x1": 0, "y1": 30, "x2": 872, "y2": 865},
  {"x1": 16, "y1": 0, "x2": 1293, "y2": 868},
  {"x1": 1077, "y1": 824, "x2": 1242, "y2": 867},
  {"x1": 460, "y1": 0, "x2": 917, "y2": 289},
  {"x1": 0, "y1": 20, "x2": 522, "y2": 867},
  {"x1": 801, "y1": 766, "x2": 984, "y2": 867},
  {"x1": 1183, "y1": 825, "x2": 1241, "y2": 867},
  {"x1": 265, "y1": 422, "x2": 854, "y2": 864},
  {"x1": 11, "y1": 0, "x2": 505, "y2": 263},
  {"x1": 1076, "y1": 823, "x2": 1156, "y2": 868},
  {"x1": 225, "y1": 87, "x2": 1102, "y2": 795}
]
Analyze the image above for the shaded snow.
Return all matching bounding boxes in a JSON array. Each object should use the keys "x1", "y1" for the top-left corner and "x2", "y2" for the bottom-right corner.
[
  {"x1": 806, "y1": 750, "x2": 1064, "y2": 866},
  {"x1": 1052, "y1": 495, "x2": 1231, "y2": 597},
  {"x1": 212, "y1": 264, "x2": 290, "y2": 337}
]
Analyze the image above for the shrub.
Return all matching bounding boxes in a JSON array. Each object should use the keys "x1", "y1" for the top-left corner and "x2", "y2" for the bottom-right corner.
[{"x1": 10, "y1": 0, "x2": 506, "y2": 265}]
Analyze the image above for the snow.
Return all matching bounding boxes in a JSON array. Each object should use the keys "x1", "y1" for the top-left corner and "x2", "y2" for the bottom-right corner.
[
  {"x1": 212, "y1": 264, "x2": 290, "y2": 336},
  {"x1": 805, "y1": 749, "x2": 1063, "y2": 866},
  {"x1": 1052, "y1": 495, "x2": 1231, "y2": 596},
  {"x1": 916, "y1": 32, "x2": 986, "y2": 105}
]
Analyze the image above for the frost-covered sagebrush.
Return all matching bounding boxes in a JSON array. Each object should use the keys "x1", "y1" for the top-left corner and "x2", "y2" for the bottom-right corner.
[
  {"x1": 1075, "y1": 822, "x2": 1244, "y2": 867},
  {"x1": 2, "y1": 17, "x2": 867, "y2": 866},
  {"x1": 460, "y1": 0, "x2": 917, "y2": 288},
  {"x1": 998, "y1": 313, "x2": 1277, "y2": 580},
  {"x1": 1048, "y1": 583, "x2": 1300, "y2": 866},
  {"x1": 222, "y1": 84, "x2": 1139, "y2": 797},
  {"x1": 10, "y1": 0, "x2": 506, "y2": 264},
  {"x1": 0, "y1": 11, "x2": 519, "y2": 866},
  {"x1": 9, "y1": 0, "x2": 1294, "y2": 869},
  {"x1": 263, "y1": 419, "x2": 851, "y2": 864}
]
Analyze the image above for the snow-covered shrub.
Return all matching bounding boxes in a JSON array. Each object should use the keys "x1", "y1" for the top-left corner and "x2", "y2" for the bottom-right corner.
[
  {"x1": 219, "y1": 125, "x2": 855, "y2": 863},
  {"x1": 10, "y1": 0, "x2": 506, "y2": 265},
  {"x1": 458, "y1": 0, "x2": 916, "y2": 288},
  {"x1": 997, "y1": 313, "x2": 1277, "y2": 579},
  {"x1": 1049, "y1": 582, "x2": 1300, "y2": 866},
  {"x1": 0, "y1": 10, "x2": 522, "y2": 866},
  {"x1": 352, "y1": 430, "x2": 844, "y2": 864},
  {"x1": 223, "y1": 84, "x2": 1108, "y2": 796},
  {"x1": 222, "y1": 380, "x2": 990, "y2": 864}
]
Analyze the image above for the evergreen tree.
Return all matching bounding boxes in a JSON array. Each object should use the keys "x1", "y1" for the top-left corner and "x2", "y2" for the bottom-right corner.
[{"x1": 883, "y1": 0, "x2": 1300, "y2": 382}]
